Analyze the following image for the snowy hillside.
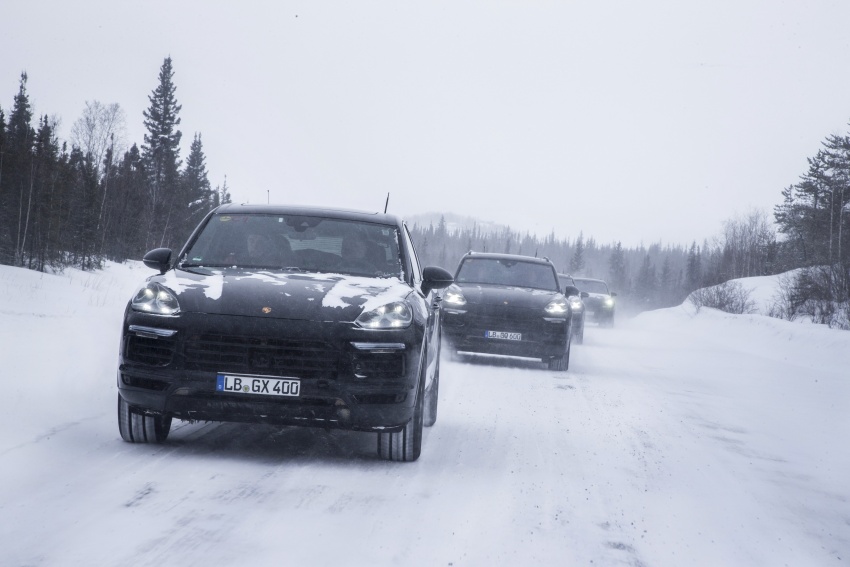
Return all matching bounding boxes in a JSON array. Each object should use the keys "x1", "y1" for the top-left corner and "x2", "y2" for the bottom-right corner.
[{"x1": 1, "y1": 264, "x2": 848, "y2": 566}]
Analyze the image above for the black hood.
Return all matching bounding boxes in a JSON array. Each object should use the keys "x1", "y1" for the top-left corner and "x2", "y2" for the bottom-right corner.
[{"x1": 149, "y1": 267, "x2": 413, "y2": 323}]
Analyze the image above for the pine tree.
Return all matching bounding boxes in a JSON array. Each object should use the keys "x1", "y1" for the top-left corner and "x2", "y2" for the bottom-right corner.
[
  {"x1": 141, "y1": 57, "x2": 183, "y2": 250},
  {"x1": 659, "y1": 255, "x2": 676, "y2": 305},
  {"x1": 213, "y1": 174, "x2": 232, "y2": 207},
  {"x1": 685, "y1": 242, "x2": 702, "y2": 292},
  {"x1": 105, "y1": 144, "x2": 148, "y2": 260},
  {"x1": 635, "y1": 254, "x2": 657, "y2": 306},
  {"x1": 180, "y1": 132, "x2": 214, "y2": 241},
  {"x1": 820, "y1": 133, "x2": 850, "y2": 268},
  {"x1": 607, "y1": 241, "x2": 627, "y2": 292},
  {"x1": 65, "y1": 147, "x2": 101, "y2": 270},
  {"x1": 774, "y1": 138, "x2": 850, "y2": 271},
  {"x1": 569, "y1": 232, "x2": 586, "y2": 274},
  {"x1": 0, "y1": 107, "x2": 5, "y2": 187},
  {"x1": 26, "y1": 115, "x2": 62, "y2": 271},
  {"x1": 2, "y1": 73, "x2": 36, "y2": 265}
]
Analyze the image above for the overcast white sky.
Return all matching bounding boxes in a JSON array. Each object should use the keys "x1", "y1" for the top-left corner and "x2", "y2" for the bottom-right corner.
[{"x1": 4, "y1": 1, "x2": 850, "y2": 247}]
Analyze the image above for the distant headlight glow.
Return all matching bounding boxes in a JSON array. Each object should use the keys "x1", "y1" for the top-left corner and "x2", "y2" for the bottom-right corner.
[{"x1": 443, "y1": 285, "x2": 467, "y2": 306}]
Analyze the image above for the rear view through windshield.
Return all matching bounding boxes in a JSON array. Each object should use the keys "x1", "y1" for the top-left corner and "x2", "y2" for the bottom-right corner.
[{"x1": 456, "y1": 258, "x2": 558, "y2": 291}]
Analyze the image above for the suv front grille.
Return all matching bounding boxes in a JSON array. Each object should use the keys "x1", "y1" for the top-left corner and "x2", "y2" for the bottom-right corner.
[
  {"x1": 184, "y1": 334, "x2": 339, "y2": 378},
  {"x1": 350, "y1": 352, "x2": 405, "y2": 380},
  {"x1": 126, "y1": 335, "x2": 177, "y2": 366}
]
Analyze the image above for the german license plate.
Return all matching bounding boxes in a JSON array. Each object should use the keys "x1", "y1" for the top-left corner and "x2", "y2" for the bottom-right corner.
[
  {"x1": 216, "y1": 374, "x2": 301, "y2": 397},
  {"x1": 485, "y1": 330, "x2": 522, "y2": 341}
]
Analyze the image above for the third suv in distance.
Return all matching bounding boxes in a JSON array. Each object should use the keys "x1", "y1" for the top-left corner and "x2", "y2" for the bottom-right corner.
[{"x1": 572, "y1": 277, "x2": 616, "y2": 327}]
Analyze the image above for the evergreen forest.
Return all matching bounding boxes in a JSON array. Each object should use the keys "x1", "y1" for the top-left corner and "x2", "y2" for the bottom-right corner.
[
  {"x1": 1, "y1": 57, "x2": 848, "y2": 322},
  {"x1": 0, "y1": 58, "x2": 229, "y2": 273}
]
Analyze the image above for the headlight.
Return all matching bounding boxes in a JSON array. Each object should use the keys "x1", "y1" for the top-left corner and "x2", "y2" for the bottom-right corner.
[
  {"x1": 443, "y1": 285, "x2": 467, "y2": 306},
  {"x1": 604, "y1": 297, "x2": 615, "y2": 307},
  {"x1": 544, "y1": 296, "x2": 569, "y2": 316},
  {"x1": 569, "y1": 297, "x2": 583, "y2": 310},
  {"x1": 131, "y1": 282, "x2": 180, "y2": 315},
  {"x1": 356, "y1": 301, "x2": 413, "y2": 329}
]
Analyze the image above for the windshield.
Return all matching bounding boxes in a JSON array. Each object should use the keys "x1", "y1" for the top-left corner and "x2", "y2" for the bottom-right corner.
[
  {"x1": 181, "y1": 213, "x2": 404, "y2": 278},
  {"x1": 456, "y1": 258, "x2": 558, "y2": 291},
  {"x1": 574, "y1": 278, "x2": 610, "y2": 294}
]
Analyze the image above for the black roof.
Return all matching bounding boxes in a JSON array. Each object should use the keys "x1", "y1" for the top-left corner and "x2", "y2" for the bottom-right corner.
[
  {"x1": 460, "y1": 251, "x2": 555, "y2": 266},
  {"x1": 214, "y1": 203, "x2": 404, "y2": 227}
]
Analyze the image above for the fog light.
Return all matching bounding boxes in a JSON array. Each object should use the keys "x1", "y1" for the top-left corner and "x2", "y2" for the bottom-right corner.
[
  {"x1": 335, "y1": 399, "x2": 351, "y2": 421},
  {"x1": 353, "y1": 362, "x2": 367, "y2": 378}
]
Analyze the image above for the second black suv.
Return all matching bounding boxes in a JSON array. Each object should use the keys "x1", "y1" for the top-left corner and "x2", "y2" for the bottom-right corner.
[{"x1": 441, "y1": 252, "x2": 572, "y2": 371}]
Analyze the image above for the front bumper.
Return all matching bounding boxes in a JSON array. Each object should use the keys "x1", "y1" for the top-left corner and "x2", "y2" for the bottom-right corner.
[
  {"x1": 117, "y1": 311, "x2": 424, "y2": 432},
  {"x1": 441, "y1": 308, "x2": 569, "y2": 359},
  {"x1": 585, "y1": 304, "x2": 615, "y2": 321}
]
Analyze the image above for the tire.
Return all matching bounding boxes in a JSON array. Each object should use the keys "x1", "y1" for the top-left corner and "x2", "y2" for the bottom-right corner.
[
  {"x1": 548, "y1": 336, "x2": 571, "y2": 372},
  {"x1": 377, "y1": 358, "x2": 425, "y2": 462},
  {"x1": 574, "y1": 318, "x2": 585, "y2": 344},
  {"x1": 118, "y1": 394, "x2": 172, "y2": 443},
  {"x1": 423, "y1": 358, "x2": 440, "y2": 428}
]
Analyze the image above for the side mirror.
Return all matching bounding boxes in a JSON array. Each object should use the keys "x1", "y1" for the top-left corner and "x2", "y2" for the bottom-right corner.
[
  {"x1": 143, "y1": 248, "x2": 172, "y2": 274},
  {"x1": 610, "y1": 292, "x2": 618, "y2": 297},
  {"x1": 563, "y1": 285, "x2": 580, "y2": 297},
  {"x1": 421, "y1": 266, "x2": 454, "y2": 295},
  {"x1": 581, "y1": 291, "x2": 589, "y2": 298}
]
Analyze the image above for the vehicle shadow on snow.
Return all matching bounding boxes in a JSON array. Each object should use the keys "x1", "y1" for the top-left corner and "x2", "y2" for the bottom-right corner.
[
  {"x1": 149, "y1": 420, "x2": 409, "y2": 465},
  {"x1": 448, "y1": 351, "x2": 548, "y2": 370}
]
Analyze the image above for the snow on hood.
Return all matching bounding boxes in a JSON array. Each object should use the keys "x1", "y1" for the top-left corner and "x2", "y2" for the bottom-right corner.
[
  {"x1": 152, "y1": 268, "x2": 410, "y2": 322},
  {"x1": 161, "y1": 268, "x2": 225, "y2": 300}
]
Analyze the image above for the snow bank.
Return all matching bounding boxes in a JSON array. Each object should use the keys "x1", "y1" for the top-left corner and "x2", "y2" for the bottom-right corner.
[{"x1": 0, "y1": 261, "x2": 147, "y2": 445}]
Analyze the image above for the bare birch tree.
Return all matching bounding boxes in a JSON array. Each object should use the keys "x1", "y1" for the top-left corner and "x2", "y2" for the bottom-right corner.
[{"x1": 70, "y1": 101, "x2": 126, "y2": 179}]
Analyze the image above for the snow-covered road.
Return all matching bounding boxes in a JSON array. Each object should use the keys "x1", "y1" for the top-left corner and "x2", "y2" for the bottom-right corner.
[{"x1": 1, "y1": 263, "x2": 848, "y2": 566}]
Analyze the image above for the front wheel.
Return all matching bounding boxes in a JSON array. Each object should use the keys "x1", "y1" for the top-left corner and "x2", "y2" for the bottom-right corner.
[
  {"x1": 574, "y1": 318, "x2": 585, "y2": 344},
  {"x1": 377, "y1": 361, "x2": 425, "y2": 461},
  {"x1": 118, "y1": 394, "x2": 172, "y2": 443},
  {"x1": 547, "y1": 337, "x2": 571, "y2": 372}
]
